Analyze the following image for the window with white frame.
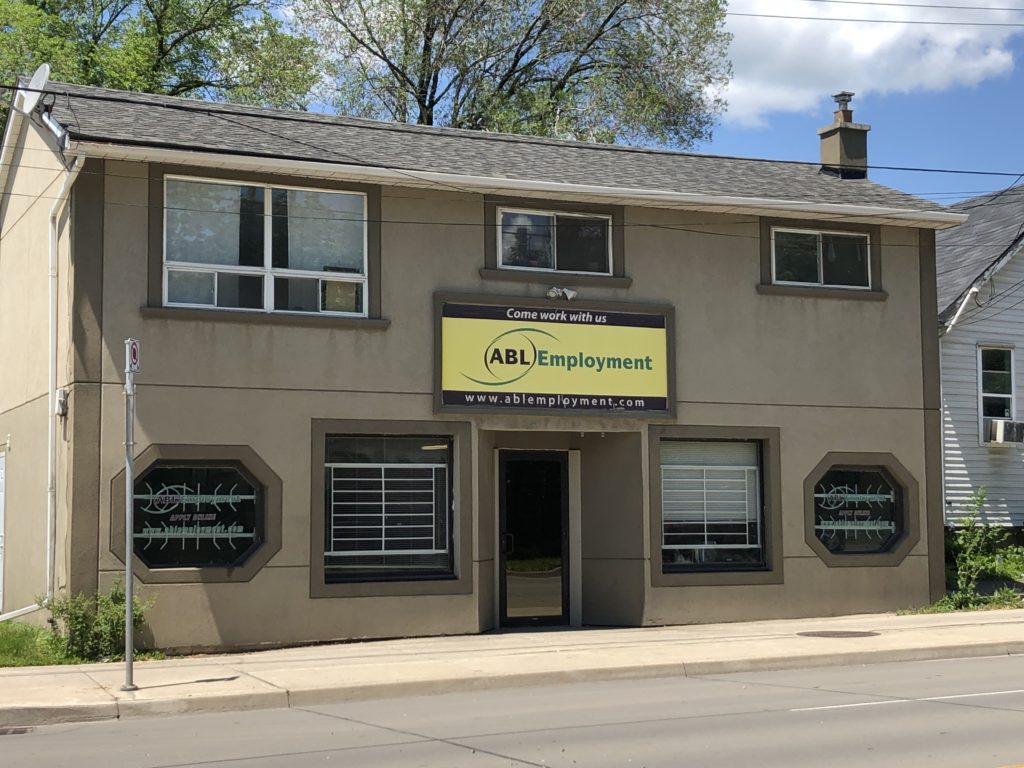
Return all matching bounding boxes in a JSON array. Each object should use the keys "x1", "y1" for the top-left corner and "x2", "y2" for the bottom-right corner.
[
  {"x1": 980, "y1": 346, "x2": 1014, "y2": 420},
  {"x1": 772, "y1": 227, "x2": 870, "y2": 289},
  {"x1": 324, "y1": 435, "x2": 454, "y2": 581},
  {"x1": 164, "y1": 177, "x2": 367, "y2": 315},
  {"x1": 499, "y1": 208, "x2": 611, "y2": 274},
  {"x1": 661, "y1": 440, "x2": 766, "y2": 571}
]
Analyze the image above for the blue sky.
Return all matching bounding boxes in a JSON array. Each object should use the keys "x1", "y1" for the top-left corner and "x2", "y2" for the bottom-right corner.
[{"x1": 695, "y1": 3, "x2": 1024, "y2": 204}]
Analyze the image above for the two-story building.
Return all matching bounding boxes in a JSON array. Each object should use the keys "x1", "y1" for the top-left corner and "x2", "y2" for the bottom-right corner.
[{"x1": 0, "y1": 79, "x2": 963, "y2": 651}]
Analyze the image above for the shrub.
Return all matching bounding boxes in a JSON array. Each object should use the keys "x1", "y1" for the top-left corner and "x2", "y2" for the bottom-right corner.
[
  {"x1": 42, "y1": 580, "x2": 152, "y2": 662},
  {"x1": 945, "y1": 487, "x2": 1024, "y2": 609}
]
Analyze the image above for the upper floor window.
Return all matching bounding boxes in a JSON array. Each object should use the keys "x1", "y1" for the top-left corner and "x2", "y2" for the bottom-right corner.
[
  {"x1": 499, "y1": 207, "x2": 611, "y2": 275},
  {"x1": 980, "y1": 346, "x2": 1014, "y2": 420},
  {"x1": 772, "y1": 227, "x2": 870, "y2": 289},
  {"x1": 163, "y1": 177, "x2": 367, "y2": 316}
]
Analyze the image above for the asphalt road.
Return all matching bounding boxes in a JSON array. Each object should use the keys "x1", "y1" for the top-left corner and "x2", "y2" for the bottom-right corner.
[{"x1": 3, "y1": 654, "x2": 1024, "y2": 767}]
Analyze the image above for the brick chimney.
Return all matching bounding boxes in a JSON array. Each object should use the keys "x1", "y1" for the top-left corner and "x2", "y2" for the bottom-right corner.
[{"x1": 818, "y1": 91, "x2": 870, "y2": 179}]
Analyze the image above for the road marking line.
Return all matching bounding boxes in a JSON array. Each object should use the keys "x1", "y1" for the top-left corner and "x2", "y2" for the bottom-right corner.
[
  {"x1": 921, "y1": 688, "x2": 1024, "y2": 702},
  {"x1": 791, "y1": 688, "x2": 1024, "y2": 712},
  {"x1": 790, "y1": 700, "x2": 909, "y2": 712}
]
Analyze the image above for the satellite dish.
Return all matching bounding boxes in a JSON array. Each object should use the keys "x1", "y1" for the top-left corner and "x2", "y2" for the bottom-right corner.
[{"x1": 18, "y1": 63, "x2": 50, "y2": 114}]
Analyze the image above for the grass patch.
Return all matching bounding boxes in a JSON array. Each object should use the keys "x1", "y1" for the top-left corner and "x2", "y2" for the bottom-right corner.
[{"x1": 0, "y1": 621, "x2": 73, "y2": 667}]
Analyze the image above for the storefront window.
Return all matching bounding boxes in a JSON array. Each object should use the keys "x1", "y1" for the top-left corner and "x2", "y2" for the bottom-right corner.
[
  {"x1": 324, "y1": 435, "x2": 454, "y2": 581},
  {"x1": 132, "y1": 461, "x2": 264, "y2": 568},
  {"x1": 661, "y1": 440, "x2": 766, "y2": 571},
  {"x1": 812, "y1": 467, "x2": 902, "y2": 554}
]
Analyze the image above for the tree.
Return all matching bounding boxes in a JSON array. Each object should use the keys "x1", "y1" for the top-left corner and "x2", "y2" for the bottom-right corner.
[
  {"x1": 297, "y1": 0, "x2": 731, "y2": 147},
  {"x1": 0, "y1": 2, "x2": 80, "y2": 87},
  {"x1": 0, "y1": 0, "x2": 320, "y2": 109}
]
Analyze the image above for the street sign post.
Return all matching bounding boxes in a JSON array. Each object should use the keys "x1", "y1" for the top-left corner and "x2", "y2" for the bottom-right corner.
[{"x1": 123, "y1": 339, "x2": 139, "y2": 692}]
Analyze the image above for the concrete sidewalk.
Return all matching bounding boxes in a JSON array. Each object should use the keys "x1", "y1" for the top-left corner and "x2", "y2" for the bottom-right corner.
[{"x1": 2, "y1": 608, "x2": 1023, "y2": 728}]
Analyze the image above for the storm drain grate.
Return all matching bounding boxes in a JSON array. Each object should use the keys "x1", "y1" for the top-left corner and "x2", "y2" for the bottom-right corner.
[
  {"x1": 0, "y1": 727, "x2": 33, "y2": 736},
  {"x1": 796, "y1": 630, "x2": 880, "y2": 638}
]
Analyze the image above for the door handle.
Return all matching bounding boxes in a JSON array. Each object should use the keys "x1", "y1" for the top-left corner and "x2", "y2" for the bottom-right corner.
[{"x1": 501, "y1": 533, "x2": 514, "y2": 555}]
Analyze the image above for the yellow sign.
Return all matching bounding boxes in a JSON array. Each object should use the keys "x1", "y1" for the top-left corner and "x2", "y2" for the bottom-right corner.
[{"x1": 440, "y1": 302, "x2": 669, "y2": 412}]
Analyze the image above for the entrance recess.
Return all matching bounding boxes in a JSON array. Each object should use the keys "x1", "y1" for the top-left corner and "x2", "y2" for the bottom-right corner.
[{"x1": 499, "y1": 450, "x2": 569, "y2": 626}]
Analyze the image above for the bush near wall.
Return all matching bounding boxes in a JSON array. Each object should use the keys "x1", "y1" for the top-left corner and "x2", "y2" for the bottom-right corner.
[
  {"x1": 41, "y1": 580, "x2": 154, "y2": 662},
  {"x1": 941, "y1": 489, "x2": 1024, "y2": 610}
]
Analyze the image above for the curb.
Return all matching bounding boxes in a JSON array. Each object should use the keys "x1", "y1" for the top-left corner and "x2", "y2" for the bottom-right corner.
[
  {"x1": 2, "y1": 640, "x2": 1021, "y2": 728},
  {"x1": 0, "y1": 702, "x2": 119, "y2": 728}
]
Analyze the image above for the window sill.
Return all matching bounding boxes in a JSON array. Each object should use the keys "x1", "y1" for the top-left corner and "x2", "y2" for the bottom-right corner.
[
  {"x1": 479, "y1": 268, "x2": 632, "y2": 289},
  {"x1": 311, "y1": 575, "x2": 471, "y2": 598},
  {"x1": 140, "y1": 306, "x2": 391, "y2": 330},
  {"x1": 652, "y1": 568, "x2": 783, "y2": 587},
  {"x1": 757, "y1": 284, "x2": 887, "y2": 301}
]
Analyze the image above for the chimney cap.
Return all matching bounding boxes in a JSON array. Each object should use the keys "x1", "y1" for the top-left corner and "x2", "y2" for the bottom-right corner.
[{"x1": 832, "y1": 91, "x2": 855, "y2": 110}]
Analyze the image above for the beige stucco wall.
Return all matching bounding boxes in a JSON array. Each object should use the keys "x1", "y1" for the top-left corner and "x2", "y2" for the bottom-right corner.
[
  {"x1": 57, "y1": 158, "x2": 936, "y2": 647},
  {"x1": 0, "y1": 121, "x2": 79, "y2": 616},
  {"x1": 643, "y1": 403, "x2": 933, "y2": 624},
  {"x1": 0, "y1": 399, "x2": 48, "y2": 617},
  {"x1": 0, "y1": 122, "x2": 71, "y2": 412}
]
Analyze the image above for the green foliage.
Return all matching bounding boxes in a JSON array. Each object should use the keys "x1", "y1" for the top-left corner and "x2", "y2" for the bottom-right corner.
[
  {"x1": 42, "y1": 580, "x2": 153, "y2": 662},
  {"x1": 0, "y1": 620, "x2": 69, "y2": 667},
  {"x1": 983, "y1": 586, "x2": 1024, "y2": 610},
  {"x1": 0, "y1": 2, "x2": 80, "y2": 85},
  {"x1": 299, "y1": 0, "x2": 732, "y2": 147},
  {"x1": 1, "y1": 0, "x2": 319, "y2": 107},
  {"x1": 940, "y1": 488, "x2": 1024, "y2": 610}
]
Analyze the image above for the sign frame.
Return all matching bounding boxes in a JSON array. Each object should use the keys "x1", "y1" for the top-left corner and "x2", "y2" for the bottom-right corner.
[{"x1": 433, "y1": 292, "x2": 676, "y2": 418}]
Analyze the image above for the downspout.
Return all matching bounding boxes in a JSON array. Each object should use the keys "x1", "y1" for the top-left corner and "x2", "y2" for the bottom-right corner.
[{"x1": 45, "y1": 156, "x2": 85, "y2": 604}]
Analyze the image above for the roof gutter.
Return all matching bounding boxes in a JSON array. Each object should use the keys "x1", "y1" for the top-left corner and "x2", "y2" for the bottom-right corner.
[{"x1": 72, "y1": 141, "x2": 967, "y2": 230}]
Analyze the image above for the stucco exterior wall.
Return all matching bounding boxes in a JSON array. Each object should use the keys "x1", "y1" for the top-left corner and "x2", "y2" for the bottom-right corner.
[
  {"x1": 643, "y1": 403, "x2": 933, "y2": 623},
  {"x1": 0, "y1": 399, "x2": 48, "y2": 616},
  {"x1": 0, "y1": 121, "x2": 77, "y2": 616},
  {"x1": 0, "y1": 122, "x2": 69, "y2": 412},
  {"x1": 52, "y1": 158, "x2": 939, "y2": 647}
]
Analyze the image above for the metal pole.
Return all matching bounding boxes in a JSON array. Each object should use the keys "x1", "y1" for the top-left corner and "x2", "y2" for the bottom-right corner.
[{"x1": 122, "y1": 340, "x2": 137, "y2": 692}]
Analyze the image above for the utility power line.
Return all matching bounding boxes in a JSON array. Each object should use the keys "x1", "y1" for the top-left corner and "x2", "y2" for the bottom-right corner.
[
  {"x1": 727, "y1": 10, "x2": 1024, "y2": 25},
  {"x1": 796, "y1": 0, "x2": 1024, "y2": 11}
]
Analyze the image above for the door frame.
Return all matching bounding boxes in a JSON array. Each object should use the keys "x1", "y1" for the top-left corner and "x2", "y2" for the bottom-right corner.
[{"x1": 498, "y1": 449, "x2": 570, "y2": 627}]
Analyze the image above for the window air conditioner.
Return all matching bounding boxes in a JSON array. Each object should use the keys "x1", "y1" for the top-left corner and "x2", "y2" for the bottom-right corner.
[{"x1": 985, "y1": 418, "x2": 1024, "y2": 446}]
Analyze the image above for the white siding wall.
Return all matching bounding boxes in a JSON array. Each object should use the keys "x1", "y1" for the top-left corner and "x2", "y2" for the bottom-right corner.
[{"x1": 942, "y1": 256, "x2": 1024, "y2": 527}]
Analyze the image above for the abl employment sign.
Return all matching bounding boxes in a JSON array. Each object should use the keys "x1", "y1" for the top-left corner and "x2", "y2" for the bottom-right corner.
[{"x1": 440, "y1": 301, "x2": 669, "y2": 413}]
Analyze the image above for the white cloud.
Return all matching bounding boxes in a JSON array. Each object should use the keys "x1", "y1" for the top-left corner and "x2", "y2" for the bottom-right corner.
[{"x1": 723, "y1": 0, "x2": 1021, "y2": 126}]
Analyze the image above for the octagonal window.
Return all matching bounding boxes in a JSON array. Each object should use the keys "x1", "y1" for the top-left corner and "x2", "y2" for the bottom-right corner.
[
  {"x1": 812, "y1": 466, "x2": 903, "y2": 554},
  {"x1": 132, "y1": 461, "x2": 265, "y2": 568}
]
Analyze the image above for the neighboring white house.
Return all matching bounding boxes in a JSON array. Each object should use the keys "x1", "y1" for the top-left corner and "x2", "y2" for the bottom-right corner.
[{"x1": 939, "y1": 186, "x2": 1024, "y2": 530}]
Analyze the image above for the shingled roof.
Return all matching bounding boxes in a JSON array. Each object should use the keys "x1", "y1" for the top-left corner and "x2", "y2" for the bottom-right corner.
[
  {"x1": 16, "y1": 80, "x2": 959, "y2": 224},
  {"x1": 936, "y1": 186, "x2": 1024, "y2": 324}
]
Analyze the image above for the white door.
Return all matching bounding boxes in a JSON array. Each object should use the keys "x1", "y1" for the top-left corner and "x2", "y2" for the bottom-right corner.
[{"x1": 0, "y1": 452, "x2": 6, "y2": 611}]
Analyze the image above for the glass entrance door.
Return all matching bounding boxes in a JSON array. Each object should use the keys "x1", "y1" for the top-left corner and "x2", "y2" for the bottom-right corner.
[{"x1": 499, "y1": 451, "x2": 568, "y2": 626}]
